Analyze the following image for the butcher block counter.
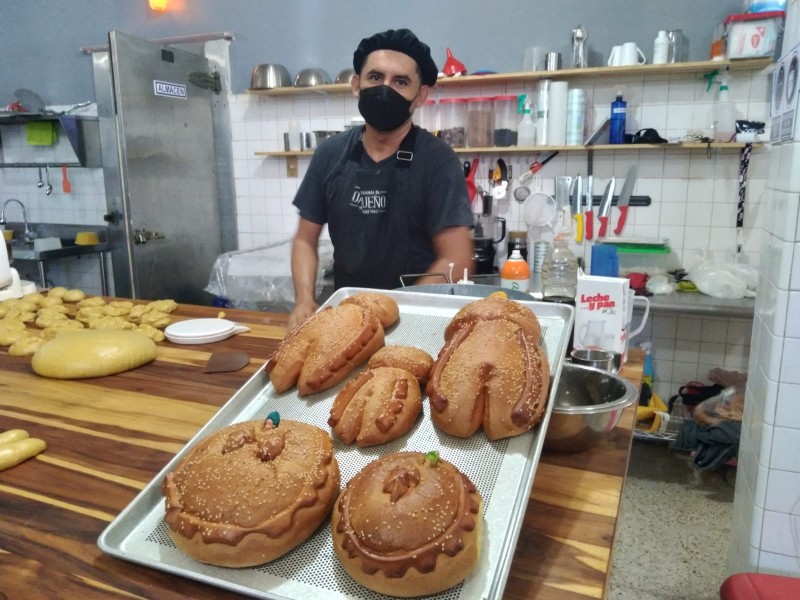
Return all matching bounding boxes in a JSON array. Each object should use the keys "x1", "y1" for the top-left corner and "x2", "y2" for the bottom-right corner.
[{"x1": 0, "y1": 298, "x2": 642, "y2": 600}]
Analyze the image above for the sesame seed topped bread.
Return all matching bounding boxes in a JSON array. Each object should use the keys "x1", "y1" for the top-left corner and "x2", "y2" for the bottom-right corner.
[
  {"x1": 162, "y1": 419, "x2": 339, "y2": 567},
  {"x1": 265, "y1": 302, "x2": 385, "y2": 396},
  {"x1": 331, "y1": 451, "x2": 482, "y2": 597},
  {"x1": 426, "y1": 297, "x2": 550, "y2": 441}
]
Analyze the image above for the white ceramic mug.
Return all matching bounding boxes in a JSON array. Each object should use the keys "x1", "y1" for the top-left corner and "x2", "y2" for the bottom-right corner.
[
  {"x1": 621, "y1": 42, "x2": 646, "y2": 66},
  {"x1": 607, "y1": 45, "x2": 623, "y2": 67}
]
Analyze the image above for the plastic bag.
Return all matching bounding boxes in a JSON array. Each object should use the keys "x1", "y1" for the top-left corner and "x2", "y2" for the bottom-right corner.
[
  {"x1": 645, "y1": 273, "x2": 676, "y2": 295},
  {"x1": 205, "y1": 238, "x2": 333, "y2": 312},
  {"x1": 687, "y1": 249, "x2": 757, "y2": 299}
]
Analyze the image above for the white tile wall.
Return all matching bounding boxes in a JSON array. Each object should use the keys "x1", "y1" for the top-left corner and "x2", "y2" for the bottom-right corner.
[{"x1": 726, "y1": 1, "x2": 800, "y2": 574}]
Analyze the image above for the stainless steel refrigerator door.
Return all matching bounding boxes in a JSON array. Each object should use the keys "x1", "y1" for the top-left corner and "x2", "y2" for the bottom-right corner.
[{"x1": 103, "y1": 30, "x2": 223, "y2": 303}]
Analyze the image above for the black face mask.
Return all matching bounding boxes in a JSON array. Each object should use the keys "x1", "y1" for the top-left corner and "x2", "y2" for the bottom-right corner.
[{"x1": 357, "y1": 85, "x2": 415, "y2": 131}]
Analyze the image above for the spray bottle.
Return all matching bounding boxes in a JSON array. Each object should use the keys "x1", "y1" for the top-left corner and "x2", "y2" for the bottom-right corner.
[
  {"x1": 712, "y1": 71, "x2": 737, "y2": 142},
  {"x1": 517, "y1": 94, "x2": 536, "y2": 147}
]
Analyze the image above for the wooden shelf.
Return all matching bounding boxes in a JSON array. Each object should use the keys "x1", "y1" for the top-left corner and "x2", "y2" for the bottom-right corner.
[
  {"x1": 254, "y1": 142, "x2": 761, "y2": 158},
  {"x1": 247, "y1": 58, "x2": 773, "y2": 96}
]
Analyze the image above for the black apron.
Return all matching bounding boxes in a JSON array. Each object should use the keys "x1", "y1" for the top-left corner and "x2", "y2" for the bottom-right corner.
[{"x1": 331, "y1": 126, "x2": 428, "y2": 289}]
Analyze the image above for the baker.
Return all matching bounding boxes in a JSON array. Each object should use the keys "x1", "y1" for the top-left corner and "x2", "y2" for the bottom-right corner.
[{"x1": 288, "y1": 28, "x2": 474, "y2": 328}]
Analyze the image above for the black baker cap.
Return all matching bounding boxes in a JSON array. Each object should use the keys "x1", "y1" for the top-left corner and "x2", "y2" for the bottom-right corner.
[{"x1": 353, "y1": 29, "x2": 438, "y2": 87}]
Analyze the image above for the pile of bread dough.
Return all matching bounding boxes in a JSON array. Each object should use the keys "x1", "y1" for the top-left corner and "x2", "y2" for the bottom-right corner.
[{"x1": 0, "y1": 287, "x2": 178, "y2": 363}]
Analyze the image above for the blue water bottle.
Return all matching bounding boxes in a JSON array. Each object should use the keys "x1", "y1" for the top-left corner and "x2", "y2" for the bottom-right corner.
[{"x1": 609, "y1": 93, "x2": 627, "y2": 144}]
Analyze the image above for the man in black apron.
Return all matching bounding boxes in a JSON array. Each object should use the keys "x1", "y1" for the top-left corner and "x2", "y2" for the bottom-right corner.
[{"x1": 289, "y1": 28, "x2": 474, "y2": 328}]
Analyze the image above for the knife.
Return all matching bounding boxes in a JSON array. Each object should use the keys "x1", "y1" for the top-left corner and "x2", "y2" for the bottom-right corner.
[
  {"x1": 597, "y1": 177, "x2": 615, "y2": 238},
  {"x1": 584, "y1": 175, "x2": 594, "y2": 240},
  {"x1": 571, "y1": 175, "x2": 583, "y2": 243},
  {"x1": 614, "y1": 165, "x2": 637, "y2": 236}
]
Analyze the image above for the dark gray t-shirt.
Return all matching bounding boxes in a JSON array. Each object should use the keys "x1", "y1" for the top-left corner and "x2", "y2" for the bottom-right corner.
[{"x1": 293, "y1": 126, "x2": 473, "y2": 289}]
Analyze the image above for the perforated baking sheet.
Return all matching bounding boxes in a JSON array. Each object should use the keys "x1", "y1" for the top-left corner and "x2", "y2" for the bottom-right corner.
[{"x1": 98, "y1": 288, "x2": 573, "y2": 600}]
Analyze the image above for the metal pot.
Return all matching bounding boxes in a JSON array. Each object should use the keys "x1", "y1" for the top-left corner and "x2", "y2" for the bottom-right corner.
[
  {"x1": 543, "y1": 363, "x2": 637, "y2": 453},
  {"x1": 250, "y1": 64, "x2": 291, "y2": 89}
]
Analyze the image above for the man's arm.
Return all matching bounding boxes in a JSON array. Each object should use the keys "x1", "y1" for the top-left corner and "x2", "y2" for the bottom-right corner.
[
  {"x1": 288, "y1": 217, "x2": 324, "y2": 329},
  {"x1": 415, "y1": 226, "x2": 474, "y2": 285}
]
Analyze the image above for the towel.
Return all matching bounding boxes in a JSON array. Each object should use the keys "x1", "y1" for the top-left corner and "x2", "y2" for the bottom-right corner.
[
  {"x1": 25, "y1": 122, "x2": 56, "y2": 146},
  {"x1": 671, "y1": 420, "x2": 740, "y2": 470}
]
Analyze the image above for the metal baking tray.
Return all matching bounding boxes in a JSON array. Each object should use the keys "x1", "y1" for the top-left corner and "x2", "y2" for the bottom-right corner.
[{"x1": 98, "y1": 288, "x2": 573, "y2": 600}]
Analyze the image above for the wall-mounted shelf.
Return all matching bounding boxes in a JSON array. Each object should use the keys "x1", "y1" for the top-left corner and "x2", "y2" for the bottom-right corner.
[
  {"x1": 247, "y1": 58, "x2": 772, "y2": 97},
  {"x1": 255, "y1": 141, "x2": 761, "y2": 159}
]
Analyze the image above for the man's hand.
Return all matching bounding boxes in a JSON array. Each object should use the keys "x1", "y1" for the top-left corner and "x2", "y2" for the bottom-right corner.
[
  {"x1": 288, "y1": 299, "x2": 318, "y2": 330},
  {"x1": 416, "y1": 226, "x2": 474, "y2": 285}
]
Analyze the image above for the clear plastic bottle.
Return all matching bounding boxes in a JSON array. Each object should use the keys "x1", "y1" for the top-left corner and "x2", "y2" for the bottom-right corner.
[
  {"x1": 501, "y1": 249, "x2": 531, "y2": 293},
  {"x1": 541, "y1": 236, "x2": 578, "y2": 302}
]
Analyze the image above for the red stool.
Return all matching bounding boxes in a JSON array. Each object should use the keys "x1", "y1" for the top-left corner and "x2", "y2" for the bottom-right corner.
[{"x1": 720, "y1": 573, "x2": 800, "y2": 599}]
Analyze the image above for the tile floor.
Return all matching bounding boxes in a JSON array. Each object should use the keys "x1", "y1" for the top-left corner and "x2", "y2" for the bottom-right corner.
[{"x1": 607, "y1": 439, "x2": 735, "y2": 600}]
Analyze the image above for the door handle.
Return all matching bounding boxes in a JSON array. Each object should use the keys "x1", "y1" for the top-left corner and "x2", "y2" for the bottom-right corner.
[{"x1": 133, "y1": 229, "x2": 166, "y2": 244}]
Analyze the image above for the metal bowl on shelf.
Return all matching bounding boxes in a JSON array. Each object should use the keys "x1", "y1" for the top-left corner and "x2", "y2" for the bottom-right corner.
[
  {"x1": 335, "y1": 68, "x2": 356, "y2": 84},
  {"x1": 250, "y1": 64, "x2": 291, "y2": 89},
  {"x1": 293, "y1": 68, "x2": 332, "y2": 87},
  {"x1": 543, "y1": 363, "x2": 638, "y2": 453}
]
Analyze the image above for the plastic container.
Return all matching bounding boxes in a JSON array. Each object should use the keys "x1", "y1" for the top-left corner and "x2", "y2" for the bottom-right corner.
[
  {"x1": 493, "y1": 94, "x2": 518, "y2": 146},
  {"x1": 501, "y1": 249, "x2": 531, "y2": 293},
  {"x1": 723, "y1": 11, "x2": 785, "y2": 59},
  {"x1": 439, "y1": 97, "x2": 467, "y2": 148},
  {"x1": 288, "y1": 116, "x2": 301, "y2": 151},
  {"x1": 566, "y1": 88, "x2": 586, "y2": 146},
  {"x1": 653, "y1": 30, "x2": 669, "y2": 64},
  {"x1": 465, "y1": 96, "x2": 494, "y2": 148},
  {"x1": 609, "y1": 93, "x2": 627, "y2": 144},
  {"x1": 541, "y1": 236, "x2": 578, "y2": 301},
  {"x1": 415, "y1": 99, "x2": 438, "y2": 132}
]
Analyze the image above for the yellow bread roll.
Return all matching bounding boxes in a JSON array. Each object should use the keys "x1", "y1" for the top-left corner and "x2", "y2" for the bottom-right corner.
[
  {"x1": 0, "y1": 438, "x2": 46, "y2": 471},
  {"x1": 0, "y1": 429, "x2": 29, "y2": 446},
  {"x1": 32, "y1": 329, "x2": 157, "y2": 379}
]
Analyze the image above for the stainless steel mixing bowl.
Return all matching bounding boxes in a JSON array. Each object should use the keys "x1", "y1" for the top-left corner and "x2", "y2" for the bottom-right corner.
[
  {"x1": 293, "y1": 68, "x2": 332, "y2": 87},
  {"x1": 250, "y1": 64, "x2": 291, "y2": 89},
  {"x1": 543, "y1": 363, "x2": 638, "y2": 452}
]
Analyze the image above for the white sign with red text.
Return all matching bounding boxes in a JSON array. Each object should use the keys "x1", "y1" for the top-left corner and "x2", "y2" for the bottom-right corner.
[{"x1": 574, "y1": 274, "x2": 631, "y2": 362}]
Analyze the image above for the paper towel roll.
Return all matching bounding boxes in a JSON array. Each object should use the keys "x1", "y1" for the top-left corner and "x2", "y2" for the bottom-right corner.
[
  {"x1": 566, "y1": 88, "x2": 586, "y2": 146},
  {"x1": 536, "y1": 79, "x2": 551, "y2": 146},
  {"x1": 547, "y1": 81, "x2": 569, "y2": 146}
]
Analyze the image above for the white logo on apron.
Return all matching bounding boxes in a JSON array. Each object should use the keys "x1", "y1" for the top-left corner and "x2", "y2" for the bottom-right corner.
[{"x1": 351, "y1": 186, "x2": 387, "y2": 215}]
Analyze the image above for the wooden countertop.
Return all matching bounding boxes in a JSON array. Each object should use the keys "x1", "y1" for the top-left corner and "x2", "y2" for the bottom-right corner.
[{"x1": 0, "y1": 299, "x2": 642, "y2": 600}]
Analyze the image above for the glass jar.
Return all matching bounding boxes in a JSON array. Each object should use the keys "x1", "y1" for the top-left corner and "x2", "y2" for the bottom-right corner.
[
  {"x1": 415, "y1": 99, "x2": 438, "y2": 132},
  {"x1": 465, "y1": 96, "x2": 494, "y2": 148},
  {"x1": 493, "y1": 95, "x2": 519, "y2": 147},
  {"x1": 439, "y1": 97, "x2": 467, "y2": 148}
]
